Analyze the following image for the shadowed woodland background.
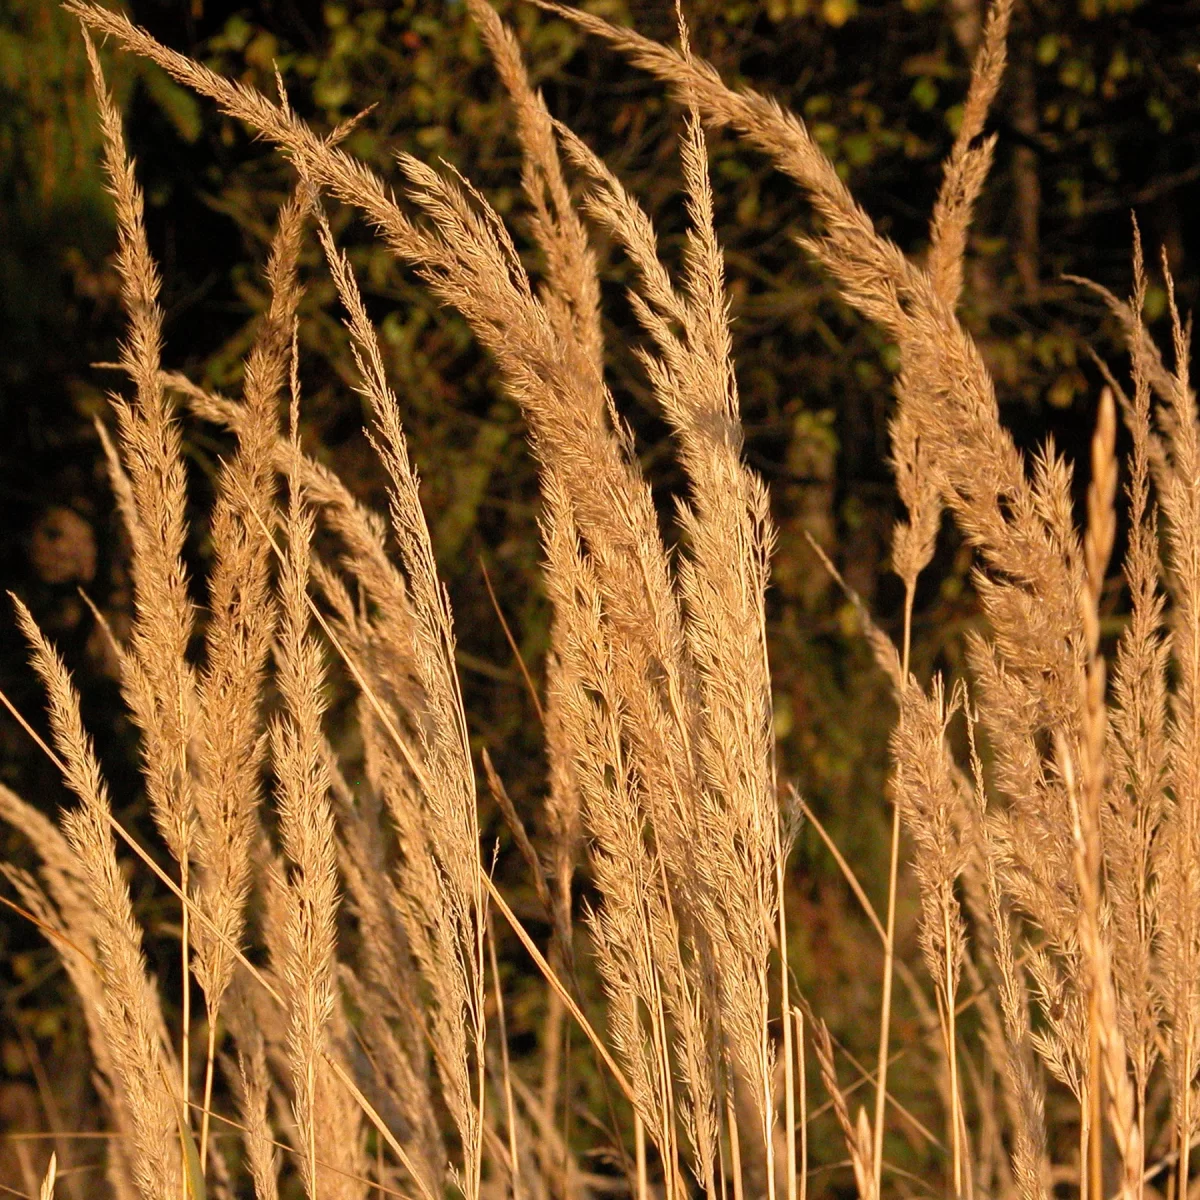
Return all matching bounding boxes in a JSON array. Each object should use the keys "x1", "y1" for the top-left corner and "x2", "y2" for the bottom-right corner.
[{"x1": 1, "y1": 0, "x2": 1199, "y2": 1191}]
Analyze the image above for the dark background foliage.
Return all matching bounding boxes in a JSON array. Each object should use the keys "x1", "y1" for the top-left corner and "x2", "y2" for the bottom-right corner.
[{"x1": 1, "y1": 0, "x2": 1198, "y2": 1190}]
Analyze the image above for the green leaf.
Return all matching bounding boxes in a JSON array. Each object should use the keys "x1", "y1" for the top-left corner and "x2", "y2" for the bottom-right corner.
[
  {"x1": 910, "y1": 75, "x2": 938, "y2": 111},
  {"x1": 1037, "y1": 34, "x2": 1060, "y2": 64},
  {"x1": 139, "y1": 64, "x2": 202, "y2": 143},
  {"x1": 179, "y1": 1110, "x2": 206, "y2": 1200}
]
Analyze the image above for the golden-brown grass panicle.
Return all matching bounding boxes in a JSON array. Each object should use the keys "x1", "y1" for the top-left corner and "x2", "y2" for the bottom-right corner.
[
  {"x1": 189, "y1": 189, "x2": 304, "y2": 1164},
  {"x1": 13, "y1": 600, "x2": 181, "y2": 1200},
  {"x1": 0, "y1": 786, "x2": 141, "y2": 1200},
  {"x1": 539, "y1": 478, "x2": 695, "y2": 1184},
  {"x1": 82, "y1": 30, "x2": 198, "y2": 872},
  {"x1": 171, "y1": 369, "x2": 423, "y2": 664},
  {"x1": 888, "y1": 396, "x2": 941, "y2": 663},
  {"x1": 1106, "y1": 234, "x2": 1167, "y2": 1127},
  {"x1": 546, "y1": 49, "x2": 790, "y2": 1169},
  {"x1": 1071, "y1": 387, "x2": 1142, "y2": 1200},
  {"x1": 889, "y1": 677, "x2": 970, "y2": 1193},
  {"x1": 224, "y1": 986, "x2": 281, "y2": 1200},
  {"x1": 663, "y1": 95, "x2": 779, "y2": 1180},
  {"x1": 271, "y1": 383, "x2": 358, "y2": 1199},
  {"x1": 966, "y1": 721, "x2": 1049, "y2": 1200},
  {"x1": 466, "y1": 2, "x2": 602, "y2": 1014},
  {"x1": 808, "y1": 1013, "x2": 876, "y2": 1200},
  {"x1": 94, "y1": 414, "x2": 141, "y2": 565},
  {"x1": 1149, "y1": 259, "x2": 1200, "y2": 1195},
  {"x1": 333, "y1": 740, "x2": 445, "y2": 1196},
  {"x1": 891, "y1": 680, "x2": 970, "y2": 989},
  {"x1": 467, "y1": 0, "x2": 603, "y2": 379},
  {"x1": 310, "y1": 204, "x2": 485, "y2": 1199},
  {"x1": 556, "y1": 67, "x2": 781, "y2": 1170},
  {"x1": 925, "y1": 0, "x2": 1012, "y2": 309},
  {"x1": 83, "y1": 33, "x2": 201, "y2": 1141},
  {"x1": 549, "y1": 0, "x2": 1082, "y2": 674}
]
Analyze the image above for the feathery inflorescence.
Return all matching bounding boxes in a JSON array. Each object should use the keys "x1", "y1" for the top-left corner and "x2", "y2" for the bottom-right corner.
[{"x1": 7, "y1": 5, "x2": 1200, "y2": 1200}]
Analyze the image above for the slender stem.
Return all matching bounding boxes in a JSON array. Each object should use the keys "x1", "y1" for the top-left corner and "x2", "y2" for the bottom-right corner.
[
  {"x1": 875, "y1": 579, "x2": 914, "y2": 1200},
  {"x1": 1090, "y1": 987, "x2": 1102, "y2": 1200},
  {"x1": 779, "y1": 840, "x2": 797, "y2": 1200},
  {"x1": 729, "y1": 1095, "x2": 745, "y2": 1200},
  {"x1": 636, "y1": 1114, "x2": 649, "y2": 1200},
  {"x1": 488, "y1": 913, "x2": 521, "y2": 1200},
  {"x1": 944, "y1": 904, "x2": 962, "y2": 1200},
  {"x1": 1136, "y1": 1089, "x2": 1145, "y2": 1200},
  {"x1": 642, "y1": 850, "x2": 677, "y2": 1200},
  {"x1": 644, "y1": 811, "x2": 680, "y2": 1200},
  {"x1": 901, "y1": 586, "x2": 915, "y2": 686},
  {"x1": 308, "y1": 1050, "x2": 318, "y2": 1200},
  {"x1": 1178, "y1": 1081, "x2": 1190, "y2": 1200},
  {"x1": 177, "y1": 672, "x2": 192, "y2": 1186},
  {"x1": 180, "y1": 853, "x2": 191, "y2": 1200},
  {"x1": 873, "y1": 803, "x2": 901, "y2": 1200},
  {"x1": 1081, "y1": 1086, "x2": 1091, "y2": 1200},
  {"x1": 199, "y1": 1019, "x2": 216, "y2": 1170},
  {"x1": 377, "y1": 1127, "x2": 384, "y2": 1200},
  {"x1": 717, "y1": 1080, "x2": 730, "y2": 1200},
  {"x1": 475, "y1": 909, "x2": 487, "y2": 1200},
  {"x1": 795, "y1": 1008, "x2": 808, "y2": 1200},
  {"x1": 481, "y1": 872, "x2": 634, "y2": 1102},
  {"x1": 762, "y1": 985, "x2": 777, "y2": 1200},
  {"x1": 540, "y1": 973, "x2": 565, "y2": 1133}
]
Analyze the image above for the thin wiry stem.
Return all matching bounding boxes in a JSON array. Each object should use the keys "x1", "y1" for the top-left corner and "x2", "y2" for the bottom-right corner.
[{"x1": 874, "y1": 802, "x2": 902, "y2": 1200}]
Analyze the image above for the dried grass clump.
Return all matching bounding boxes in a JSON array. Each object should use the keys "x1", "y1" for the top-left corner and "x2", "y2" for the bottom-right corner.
[{"x1": 3, "y1": 4, "x2": 1197, "y2": 1200}]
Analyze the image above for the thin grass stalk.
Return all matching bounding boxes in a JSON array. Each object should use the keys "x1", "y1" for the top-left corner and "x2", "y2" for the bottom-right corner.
[
  {"x1": 487, "y1": 910, "x2": 523, "y2": 1200},
  {"x1": 728, "y1": 1096, "x2": 745, "y2": 1200},
  {"x1": 873, "y1": 804, "x2": 902, "y2": 1200},
  {"x1": 777, "y1": 835, "x2": 796, "y2": 1200},
  {"x1": 636, "y1": 1114, "x2": 649, "y2": 1200},
  {"x1": 795, "y1": 1008, "x2": 807, "y2": 1200},
  {"x1": 945, "y1": 906, "x2": 963, "y2": 1198}
]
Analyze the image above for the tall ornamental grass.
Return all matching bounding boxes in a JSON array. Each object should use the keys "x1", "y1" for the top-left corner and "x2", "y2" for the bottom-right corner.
[{"x1": 2, "y1": 4, "x2": 1192, "y2": 1200}]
